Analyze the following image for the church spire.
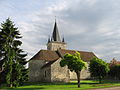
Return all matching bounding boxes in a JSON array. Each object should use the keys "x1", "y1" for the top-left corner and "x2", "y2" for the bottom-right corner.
[
  {"x1": 62, "y1": 37, "x2": 65, "y2": 42},
  {"x1": 47, "y1": 18, "x2": 67, "y2": 50},
  {"x1": 47, "y1": 37, "x2": 50, "y2": 43},
  {"x1": 51, "y1": 18, "x2": 61, "y2": 42}
]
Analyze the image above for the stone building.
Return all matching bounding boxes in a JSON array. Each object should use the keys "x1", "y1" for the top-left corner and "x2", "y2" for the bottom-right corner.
[
  {"x1": 29, "y1": 20, "x2": 97, "y2": 82},
  {"x1": 109, "y1": 58, "x2": 120, "y2": 66}
]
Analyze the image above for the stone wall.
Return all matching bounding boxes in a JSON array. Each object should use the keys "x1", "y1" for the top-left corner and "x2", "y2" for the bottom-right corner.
[
  {"x1": 70, "y1": 62, "x2": 90, "y2": 80},
  {"x1": 51, "y1": 58, "x2": 70, "y2": 82},
  {"x1": 29, "y1": 60, "x2": 51, "y2": 82},
  {"x1": 29, "y1": 59, "x2": 91, "y2": 83},
  {"x1": 43, "y1": 66, "x2": 51, "y2": 82},
  {"x1": 70, "y1": 69, "x2": 90, "y2": 80},
  {"x1": 47, "y1": 42, "x2": 67, "y2": 51}
]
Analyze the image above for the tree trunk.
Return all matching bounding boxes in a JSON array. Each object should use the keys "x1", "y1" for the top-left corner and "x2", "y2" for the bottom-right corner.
[
  {"x1": 76, "y1": 71, "x2": 80, "y2": 88},
  {"x1": 0, "y1": 80, "x2": 1, "y2": 86},
  {"x1": 99, "y1": 76, "x2": 102, "y2": 83},
  {"x1": 8, "y1": 83, "x2": 13, "y2": 87},
  {"x1": 10, "y1": 83, "x2": 13, "y2": 87}
]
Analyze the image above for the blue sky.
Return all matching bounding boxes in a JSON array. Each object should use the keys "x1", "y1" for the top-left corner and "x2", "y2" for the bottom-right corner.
[{"x1": 0, "y1": 0, "x2": 120, "y2": 62}]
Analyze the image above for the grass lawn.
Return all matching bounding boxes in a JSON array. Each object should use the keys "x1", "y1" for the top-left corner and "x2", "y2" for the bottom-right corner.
[{"x1": 1, "y1": 80, "x2": 120, "y2": 90}]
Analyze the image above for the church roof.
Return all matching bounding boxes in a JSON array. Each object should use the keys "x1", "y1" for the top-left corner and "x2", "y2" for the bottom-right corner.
[
  {"x1": 51, "y1": 21, "x2": 61, "y2": 42},
  {"x1": 57, "y1": 49, "x2": 96, "y2": 62},
  {"x1": 30, "y1": 50, "x2": 60, "y2": 61},
  {"x1": 30, "y1": 49, "x2": 96, "y2": 62}
]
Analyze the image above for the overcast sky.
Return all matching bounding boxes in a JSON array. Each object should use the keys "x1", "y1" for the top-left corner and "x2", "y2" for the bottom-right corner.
[{"x1": 0, "y1": 0, "x2": 120, "y2": 62}]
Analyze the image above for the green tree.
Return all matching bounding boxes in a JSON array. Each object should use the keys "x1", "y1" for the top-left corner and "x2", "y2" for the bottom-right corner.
[
  {"x1": 0, "y1": 18, "x2": 28, "y2": 87},
  {"x1": 109, "y1": 64, "x2": 120, "y2": 80},
  {"x1": 60, "y1": 52, "x2": 87, "y2": 88},
  {"x1": 89, "y1": 57, "x2": 109, "y2": 83}
]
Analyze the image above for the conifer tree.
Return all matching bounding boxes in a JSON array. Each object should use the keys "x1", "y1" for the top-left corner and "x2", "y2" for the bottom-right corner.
[{"x1": 0, "y1": 18, "x2": 28, "y2": 87}]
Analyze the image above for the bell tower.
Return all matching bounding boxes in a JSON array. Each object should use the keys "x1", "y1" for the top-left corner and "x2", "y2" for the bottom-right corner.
[{"x1": 47, "y1": 20, "x2": 67, "y2": 51}]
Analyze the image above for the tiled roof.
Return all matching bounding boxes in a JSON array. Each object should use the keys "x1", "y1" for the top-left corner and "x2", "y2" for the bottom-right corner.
[
  {"x1": 30, "y1": 49, "x2": 97, "y2": 68},
  {"x1": 30, "y1": 49, "x2": 96, "y2": 62},
  {"x1": 30, "y1": 50, "x2": 60, "y2": 61},
  {"x1": 57, "y1": 49, "x2": 96, "y2": 62}
]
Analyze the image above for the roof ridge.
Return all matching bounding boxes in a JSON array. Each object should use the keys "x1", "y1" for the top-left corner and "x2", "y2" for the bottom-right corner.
[
  {"x1": 58, "y1": 49, "x2": 93, "y2": 53},
  {"x1": 56, "y1": 50, "x2": 63, "y2": 58},
  {"x1": 41, "y1": 49, "x2": 56, "y2": 52}
]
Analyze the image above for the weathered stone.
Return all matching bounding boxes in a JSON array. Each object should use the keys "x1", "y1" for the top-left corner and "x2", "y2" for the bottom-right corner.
[
  {"x1": 28, "y1": 20, "x2": 96, "y2": 82},
  {"x1": 51, "y1": 58, "x2": 70, "y2": 82}
]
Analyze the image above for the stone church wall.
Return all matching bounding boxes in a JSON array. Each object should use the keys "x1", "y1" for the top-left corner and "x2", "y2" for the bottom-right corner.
[
  {"x1": 42, "y1": 66, "x2": 51, "y2": 82},
  {"x1": 51, "y1": 58, "x2": 70, "y2": 82},
  {"x1": 29, "y1": 60, "x2": 51, "y2": 82},
  {"x1": 47, "y1": 42, "x2": 67, "y2": 51},
  {"x1": 70, "y1": 62, "x2": 90, "y2": 80},
  {"x1": 29, "y1": 59, "x2": 91, "y2": 82}
]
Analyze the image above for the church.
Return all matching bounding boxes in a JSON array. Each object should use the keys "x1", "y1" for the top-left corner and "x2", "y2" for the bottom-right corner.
[{"x1": 29, "y1": 20, "x2": 96, "y2": 82}]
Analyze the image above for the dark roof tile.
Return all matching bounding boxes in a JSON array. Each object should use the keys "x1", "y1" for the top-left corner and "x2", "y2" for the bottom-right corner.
[
  {"x1": 30, "y1": 50, "x2": 60, "y2": 61},
  {"x1": 30, "y1": 49, "x2": 96, "y2": 62},
  {"x1": 57, "y1": 49, "x2": 96, "y2": 62}
]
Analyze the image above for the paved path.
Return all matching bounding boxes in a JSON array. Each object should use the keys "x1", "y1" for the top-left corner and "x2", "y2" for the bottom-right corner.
[{"x1": 90, "y1": 87, "x2": 120, "y2": 90}]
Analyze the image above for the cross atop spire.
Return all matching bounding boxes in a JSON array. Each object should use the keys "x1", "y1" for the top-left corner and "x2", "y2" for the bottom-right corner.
[
  {"x1": 55, "y1": 16, "x2": 56, "y2": 22},
  {"x1": 51, "y1": 19, "x2": 61, "y2": 42}
]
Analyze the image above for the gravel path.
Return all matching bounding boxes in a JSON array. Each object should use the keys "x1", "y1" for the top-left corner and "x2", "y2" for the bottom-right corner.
[{"x1": 90, "y1": 87, "x2": 120, "y2": 90}]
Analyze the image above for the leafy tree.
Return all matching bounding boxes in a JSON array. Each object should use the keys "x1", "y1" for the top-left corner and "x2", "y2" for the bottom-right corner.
[
  {"x1": 89, "y1": 57, "x2": 109, "y2": 83},
  {"x1": 60, "y1": 52, "x2": 87, "y2": 88},
  {"x1": 0, "y1": 18, "x2": 28, "y2": 87},
  {"x1": 109, "y1": 64, "x2": 120, "y2": 80}
]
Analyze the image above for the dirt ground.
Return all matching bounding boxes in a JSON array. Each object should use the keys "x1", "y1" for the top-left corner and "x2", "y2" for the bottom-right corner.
[{"x1": 90, "y1": 87, "x2": 120, "y2": 90}]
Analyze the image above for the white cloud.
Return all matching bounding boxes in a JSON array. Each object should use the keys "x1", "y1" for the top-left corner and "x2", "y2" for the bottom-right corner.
[{"x1": 1, "y1": 0, "x2": 120, "y2": 62}]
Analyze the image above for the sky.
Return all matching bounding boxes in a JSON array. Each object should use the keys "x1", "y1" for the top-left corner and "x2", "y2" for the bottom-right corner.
[{"x1": 0, "y1": 0, "x2": 120, "y2": 62}]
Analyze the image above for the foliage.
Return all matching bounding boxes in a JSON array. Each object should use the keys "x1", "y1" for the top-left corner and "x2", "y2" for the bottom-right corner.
[
  {"x1": 89, "y1": 57, "x2": 109, "y2": 83},
  {"x1": 0, "y1": 18, "x2": 28, "y2": 87},
  {"x1": 60, "y1": 52, "x2": 87, "y2": 87},
  {"x1": 108, "y1": 64, "x2": 120, "y2": 80}
]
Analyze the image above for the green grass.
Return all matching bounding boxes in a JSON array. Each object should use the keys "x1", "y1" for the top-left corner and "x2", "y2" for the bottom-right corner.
[{"x1": 1, "y1": 80, "x2": 120, "y2": 90}]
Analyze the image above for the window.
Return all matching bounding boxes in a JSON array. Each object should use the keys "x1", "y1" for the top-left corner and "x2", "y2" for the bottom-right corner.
[{"x1": 44, "y1": 71, "x2": 47, "y2": 77}]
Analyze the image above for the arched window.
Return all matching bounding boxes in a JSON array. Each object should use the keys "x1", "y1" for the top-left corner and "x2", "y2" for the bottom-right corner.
[{"x1": 44, "y1": 71, "x2": 47, "y2": 77}]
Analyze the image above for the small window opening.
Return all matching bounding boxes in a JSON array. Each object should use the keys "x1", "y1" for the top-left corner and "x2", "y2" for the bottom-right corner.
[{"x1": 45, "y1": 71, "x2": 47, "y2": 77}]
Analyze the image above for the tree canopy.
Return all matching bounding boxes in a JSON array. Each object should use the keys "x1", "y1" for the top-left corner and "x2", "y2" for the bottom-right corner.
[
  {"x1": 60, "y1": 52, "x2": 87, "y2": 87},
  {"x1": 109, "y1": 64, "x2": 120, "y2": 80},
  {"x1": 89, "y1": 57, "x2": 109, "y2": 83}
]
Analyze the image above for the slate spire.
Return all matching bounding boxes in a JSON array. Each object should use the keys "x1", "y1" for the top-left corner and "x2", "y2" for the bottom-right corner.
[
  {"x1": 47, "y1": 37, "x2": 50, "y2": 43},
  {"x1": 51, "y1": 19, "x2": 61, "y2": 42},
  {"x1": 62, "y1": 37, "x2": 65, "y2": 42}
]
